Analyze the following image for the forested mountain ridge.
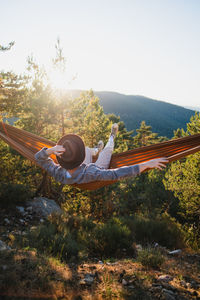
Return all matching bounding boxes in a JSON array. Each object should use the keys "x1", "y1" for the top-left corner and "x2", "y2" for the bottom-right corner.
[{"x1": 68, "y1": 90, "x2": 195, "y2": 138}]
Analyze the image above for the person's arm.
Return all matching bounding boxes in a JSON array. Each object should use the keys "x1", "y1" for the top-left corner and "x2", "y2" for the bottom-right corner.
[
  {"x1": 139, "y1": 158, "x2": 168, "y2": 173},
  {"x1": 81, "y1": 157, "x2": 169, "y2": 183},
  {"x1": 34, "y1": 146, "x2": 71, "y2": 184}
]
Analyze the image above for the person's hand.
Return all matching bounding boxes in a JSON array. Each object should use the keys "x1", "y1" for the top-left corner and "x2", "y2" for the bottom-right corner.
[
  {"x1": 46, "y1": 145, "x2": 65, "y2": 156},
  {"x1": 146, "y1": 157, "x2": 169, "y2": 170},
  {"x1": 139, "y1": 157, "x2": 169, "y2": 173},
  {"x1": 53, "y1": 145, "x2": 66, "y2": 157}
]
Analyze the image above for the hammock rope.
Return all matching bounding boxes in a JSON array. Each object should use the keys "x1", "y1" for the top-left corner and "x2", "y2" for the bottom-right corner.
[{"x1": 0, "y1": 121, "x2": 200, "y2": 190}]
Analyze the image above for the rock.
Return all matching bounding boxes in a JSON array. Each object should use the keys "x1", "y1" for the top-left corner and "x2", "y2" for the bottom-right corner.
[
  {"x1": 26, "y1": 206, "x2": 33, "y2": 212},
  {"x1": 27, "y1": 197, "x2": 62, "y2": 218},
  {"x1": 136, "y1": 244, "x2": 142, "y2": 252},
  {"x1": 84, "y1": 274, "x2": 94, "y2": 285},
  {"x1": 161, "y1": 282, "x2": 177, "y2": 292},
  {"x1": 106, "y1": 261, "x2": 117, "y2": 266},
  {"x1": 16, "y1": 206, "x2": 25, "y2": 214},
  {"x1": 150, "y1": 286, "x2": 162, "y2": 292},
  {"x1": 190, "y1": 280, "x2": 199, "y2": 289},
  {"x1": 79, "y1": 279, "x2": 86, "y2": 285},
  {"x1": 4, "y1": 218, "x2": 10, "y2": 225},
  {"x1": 180, "y1": 280, "x2": 187, "y2": 288},
  {"x1": 158, "y1": 275, "x2": 173, "y2": 282},
  {"x1": 40, "y1": 218, "x2": 44, "y2": 223},
  {"x1": 0, "y1": 240, "x2": 11, "y2": 251},
  {"x1": 79, "y1": 274, "x2": 94, "y2": 285},
  {"x1": 30, "y1": 226, "x2": 37, "y2": 231},
  {"x1": 127, "y1": 285, "x2": 135, "y2": 290},
  {"x1": 162, "y1": 289, "x2": 175, "y2": 296},
  {"x1": 168, "y1": 249, "x2": 182, "y2": 255},
  {"x1": 186, "y1": 282, "x2": 191, "y2": 289},
  {"x1": 162, "y1": 290, "x2": 176, "y2": 300},
  {"x1": 122, "y1": 279, "x2": 128, "y2": 285},
  {"x1": 98, "y1": 260, "x2": 103, "y2": 265},
  {"x1": 19, "y1": 219, "x2": 25, "y2": 224},
  {"x1": 2, "y1": 265, "x2": 7, "y2": 270}
]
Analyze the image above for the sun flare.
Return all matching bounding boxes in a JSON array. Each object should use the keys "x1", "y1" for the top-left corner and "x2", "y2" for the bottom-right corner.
[{"x1": 48, "y1": 69, "x2": 69, "y2": 91}]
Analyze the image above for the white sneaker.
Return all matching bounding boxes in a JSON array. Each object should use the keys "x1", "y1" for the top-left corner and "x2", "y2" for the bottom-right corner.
[
  {"x1": 92, "y1": 140, "x2": 104, "y2": 156},
  {"x1": 96, "y1": 140, "x2": 104, "y2": 151},
  {"x1": 110, "y1": 123, "x2": 119, "y2": 138}
]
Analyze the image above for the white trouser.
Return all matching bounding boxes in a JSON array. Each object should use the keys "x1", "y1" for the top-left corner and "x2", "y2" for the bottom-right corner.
[{"x1": 83, "y1": 136, "x2": 114, "y2": 169}]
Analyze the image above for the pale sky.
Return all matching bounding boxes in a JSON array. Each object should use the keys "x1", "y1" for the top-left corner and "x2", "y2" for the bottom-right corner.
[{"x1": 1, "y1": 0, "x2": 200, "y2": 107}]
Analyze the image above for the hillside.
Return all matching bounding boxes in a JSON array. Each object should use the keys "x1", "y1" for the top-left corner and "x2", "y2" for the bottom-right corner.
[
  {"x1": 68, "y1": 90, "x2": 195, "y2": 138},
  {"x1": 1, "y1": 202, "x2": 200, "y2": 299}
]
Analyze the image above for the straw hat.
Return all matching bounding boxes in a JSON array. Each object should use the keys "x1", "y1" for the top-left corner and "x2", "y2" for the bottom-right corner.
[{"x1": 56, "y1": 134, "x2": 85, "y2": 170}]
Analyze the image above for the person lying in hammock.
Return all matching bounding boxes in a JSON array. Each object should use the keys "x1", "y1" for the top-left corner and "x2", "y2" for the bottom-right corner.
[{"x1": 35, "y1": 123, "x2": 168, "y2": 185}]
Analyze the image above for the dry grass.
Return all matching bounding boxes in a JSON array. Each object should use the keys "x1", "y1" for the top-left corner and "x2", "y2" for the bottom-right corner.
[{"x1": 0, "y1": 249, "x2": 200, "y2": 299}]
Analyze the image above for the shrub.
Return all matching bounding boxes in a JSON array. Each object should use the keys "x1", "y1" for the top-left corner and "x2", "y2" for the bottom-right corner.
[
  {"x1": 16, "y1": 215, "x2": 135, "y2": 261},
  {"x1": 88, "y1": 218, "x2": 133, "y2": 257},
  {"x1": 19, "y1": 222, "x2": 80, "y2": 262},
  {"x1": 137, "y1": 247, "x2": 165, "y2": 269},
  {"x1": 121, "y1": 214, "x2": 185, "y2": 249},
  {"x1": 0, "y1": 183, "x2": 33, "y2": 207}
]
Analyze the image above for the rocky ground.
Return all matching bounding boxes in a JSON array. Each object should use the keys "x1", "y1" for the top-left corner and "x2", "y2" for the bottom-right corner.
[{"x1": 0, "y1": 198, "x2": 200, "y2": 300}]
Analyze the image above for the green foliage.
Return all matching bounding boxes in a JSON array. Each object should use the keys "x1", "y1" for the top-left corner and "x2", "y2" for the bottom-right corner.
[
  {"x1": 0, "y1": 140, "x2": 42, "y2": 190},
  {"x1": 66, "y1": 90, "x2": 111, "y2": 147},
  {"x1": 0, "y1": 71, "x2": 28, "y2": 116},
  {"x1": 137, "y1": 247, "x2": 165, "y2": 269},
  {"x1": 187, "y1": 111, "x2": 200, "y2": 134},
  {"x1": 122, "y1": 214, "x2": 185, "y2": 249},
  {"x1": 103, "y1": 168, "x2": 174, "y2": 219},
  {"x1": 15, "y1": 56, "x2": 59, "y2": 137},
  {"x1": 0, "y1": 183, "x2": 33, "y2": 207},
  {"x1": 52, "y1": 37, "x2": 66, "y2": 72},
  {"x1": 133, "y1": 121, "x2": 160, "y2": 147},
  {"x1": 16, "y1": 212, "x2": 187, "y2": 263},
  {"x1": 173, "y1": 127, "x2": 187, "y2": 138},
  {"x1": 20, "y1": 219, "x2": 81, "y2": 262},
  {"x1": 87, "y1": 218, "x2": 133, "y2": 257},
  {"x1": 164, "y1": 112, "x2": 200, "y2": 237},
  {"x1": 17, "y1": 214, "x2": 134, "y2": 261}
]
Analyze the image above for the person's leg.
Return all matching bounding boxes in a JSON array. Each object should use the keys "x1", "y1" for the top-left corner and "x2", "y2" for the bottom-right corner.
[
  {"x1": 95, "y1": 136, "x2": 114, "y2": 168},
  {"x1": 91, "y1": 140, "x2": 104, "y2": 157},
  {"x1": 82, "y1": 147, "x2": 93, "y2": 164},
  {"x1": 83, "y1": 140, "x2": 104, "y2": 165},
  {"x1": 95, "y1": 123, "x2": 118, "y2": 169}
]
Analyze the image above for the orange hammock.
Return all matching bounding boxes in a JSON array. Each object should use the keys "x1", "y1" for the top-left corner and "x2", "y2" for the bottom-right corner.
[{"x1": 0, "y1": 121, "x2": 200, "y2": 191}]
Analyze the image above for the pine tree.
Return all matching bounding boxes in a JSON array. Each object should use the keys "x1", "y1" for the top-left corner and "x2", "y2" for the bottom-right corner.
[
  {"x1": 0, "y1": 41, "x2": 15, "y2": 51},
  {"x1": 133, "y1": 121, "x2": 160, "y2": 147},
  {"x1": 164, "y1": 112, "x2": 200, "y2": 238},
  {"x1": 66, "y1": 90, "x2": 110, "y2": 147},
  {"x1": 14, "y1": 56, "x2": 58, "y2": 138}
]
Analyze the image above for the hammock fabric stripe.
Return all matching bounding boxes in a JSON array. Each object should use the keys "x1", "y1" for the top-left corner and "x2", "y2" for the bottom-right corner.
[{"x1": 0, "y1": 122, "x2": 200, "y2": 191}]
